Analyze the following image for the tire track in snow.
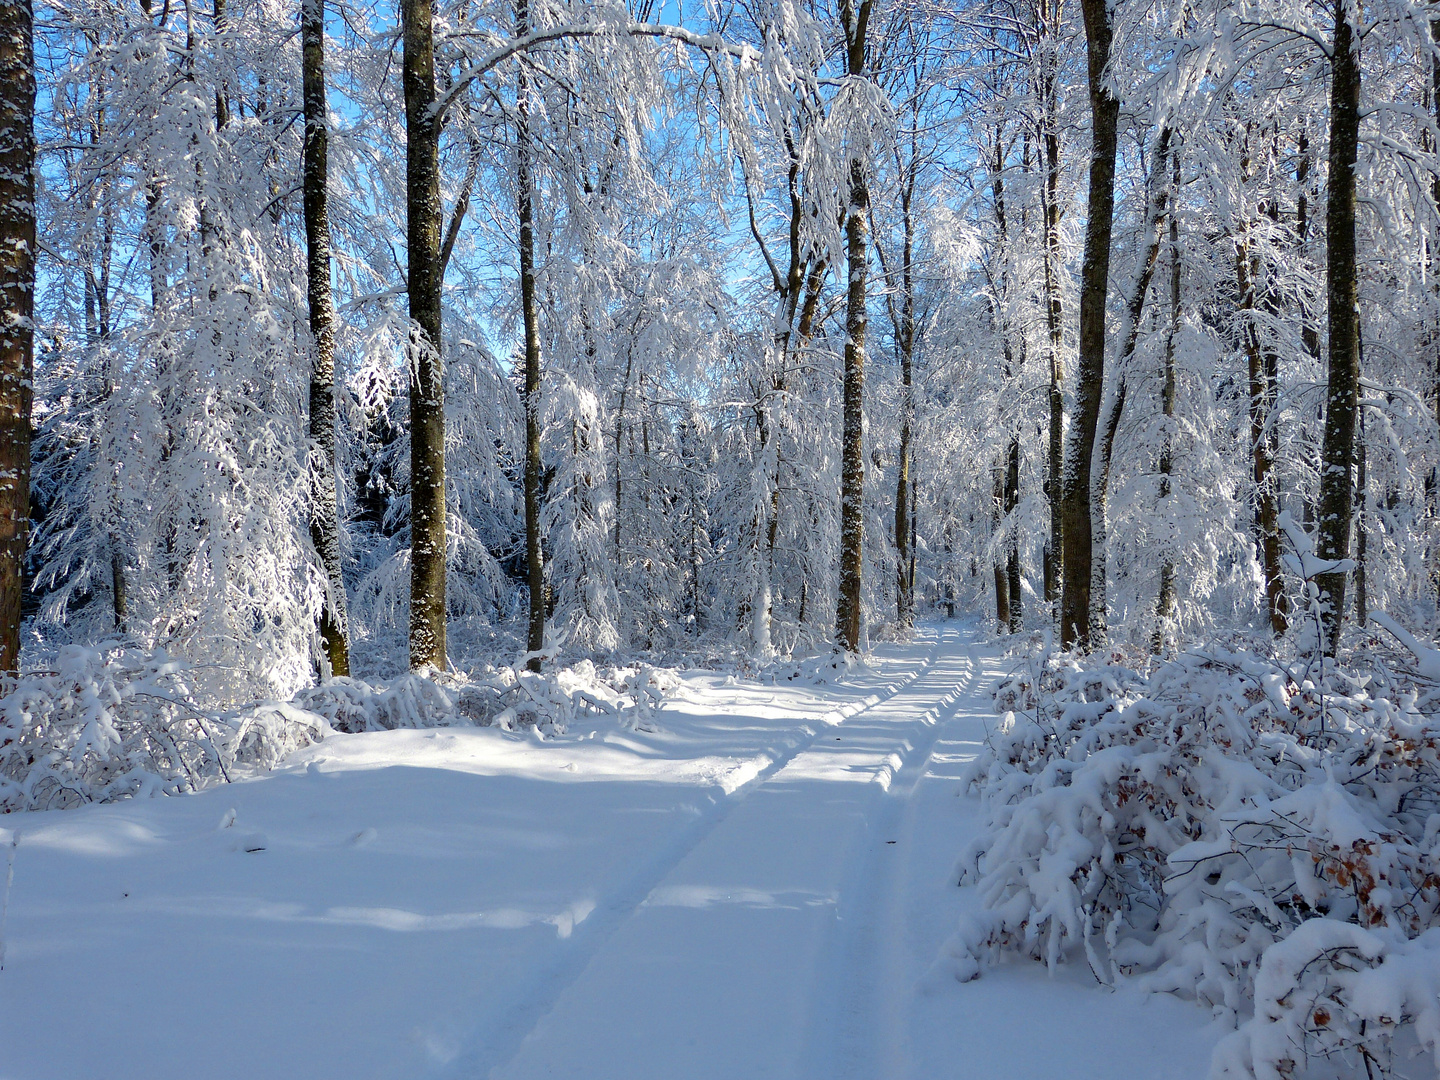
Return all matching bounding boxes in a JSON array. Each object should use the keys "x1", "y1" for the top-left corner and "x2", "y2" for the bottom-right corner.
[
  {"x1": 446, "y1": 629, "x2": 948, "y2": 1080},
  {"x1": 799, "y1": 627, "x2": 991, "y2": 1080}
]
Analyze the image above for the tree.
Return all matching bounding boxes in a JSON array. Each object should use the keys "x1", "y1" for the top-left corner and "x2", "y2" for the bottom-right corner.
[
  {"x1": 1314, "y1": 0, "x2": 1361, "y2": 656},
  {"x1": 0, "y1": 0, "x2": 33, "y2": 672},
  {"x1": 302, "y1": 0, "x2": 350, "y2": 677},
  {"x1": 1058, "y1": 0, "x2": 1120, "y2": 649},
  {"x1": 835, "y1": 0, "x2": 873, "y2": 652},
  {"x1": 403, "y1": 0, "x2": 447, "y2": 670},
  {"x1": 516, "y1": 0, "x2": 545, "y2": 671}
]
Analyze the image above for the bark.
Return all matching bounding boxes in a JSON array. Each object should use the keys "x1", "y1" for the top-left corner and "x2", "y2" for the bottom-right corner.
[
  {"x1": 1315, "y1": 0, "x2": 1361, "y2": 657},
  {"x1": 989, "y1": 127, "x2": 1023, "y2": 634},
  {"x1": 1059, "y1": 0, "x2": 1120, "y2": 650},
  {"x1": 1153, "y1": 147, "x2": 1181, "y2": 653},
  {"x1": 403, "y1": 0, "x2": 446, "y2": 669},
  {"x1": 993, "y1": 462, "x2": 1009, "y2": 632},
  {"x1": 0, "y1": 0, "x2": 33, "y2": 672},
  {"x1": 1258, "y1": 184, "x2": 1289, "y2": 634},
  {"x1": 1355, "y1": 402, "x2": 1367, "y2": 627},
  {"x1": 1005, "y1": 434, "x2": 1021, "y2": 632},
  {"x1": 517, "y1": 10, "x2": 544, "y2": 671},
  {"x1": 302, "y1": 0, "x2": 350, "y2": 677},
  {"x1": 833, "y1": 0, "x2": 871, "y2": 653},
  {"x1": 894, "y1": 156, "x2": 916, "y2": 629},
  {"x1": 1040, "y1": 4, "x2": 1064, "y2": 608}
]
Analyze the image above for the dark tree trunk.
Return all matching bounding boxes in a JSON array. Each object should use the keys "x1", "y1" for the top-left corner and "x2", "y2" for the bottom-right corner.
[
  {"x1": 993, "y1": 463, "x2": 1009, "y2": 632},
  {"x1": 894, "y1": 160, "x2": 916, "y2": 629},
  {"x1": 0, "y1": 0, "x2": 33, "y2": 672},
  {"x1": 302, "y1": 0, "x2": 350, "y2": 677},
  {"x1": 834, "y1": 0, "x2": 871, "y2": 653},
  {"x1": 517, "y1": 1, "x2": 545, "y2": 671},
  {"x1": 1355, "y1": 402, "x2": 1367, "y2": 627},
  {"x1": 1040, "y1": 10, "x2": 1064, "y2": 609},
  {"x1": 1315, "y1": 0, "x2": 1361, "y2": 656},
  {"x1": 1060, "y1": 0, "x2": 1120, "y2": 650},
  {"x1": 403, "y1": 0, "x2": 446, "y2": 669},
  {"x1": 1153, "y1": 147, "x2": 1181, "y2": 653},
  {"x1": 990, "y1": 127, "x2": 1023, "y2": 634}
]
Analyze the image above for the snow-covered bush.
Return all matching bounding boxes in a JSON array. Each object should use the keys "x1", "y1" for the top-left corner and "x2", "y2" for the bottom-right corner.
[
  {"x1": 0, "y1": 643, "x2": 326, "y2": 812},
  {"x1": 953, "y1": 636, "x2": 1440, "y2": 1079},
  {"x1": 293, "y1": 659, "x2": 656, "y2": 736},
  {"x1": 1, "y1": 644, "x2": 685, "y2": 813}
]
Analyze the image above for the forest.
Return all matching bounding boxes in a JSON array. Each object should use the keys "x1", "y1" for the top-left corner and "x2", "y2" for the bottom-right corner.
[{"x1": 2, "y1": 0, "x2": 1440, "y2": 1075}]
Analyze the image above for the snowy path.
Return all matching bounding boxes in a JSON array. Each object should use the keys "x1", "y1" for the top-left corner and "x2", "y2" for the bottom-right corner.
[{"x1": 0, "y1": 622, "x2": 1219, "y2": 1079}]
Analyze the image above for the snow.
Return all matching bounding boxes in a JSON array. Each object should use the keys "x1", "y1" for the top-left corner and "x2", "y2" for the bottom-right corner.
[{"x1": 0, "y1": 623, "x2": 1218, "y2": 1079}]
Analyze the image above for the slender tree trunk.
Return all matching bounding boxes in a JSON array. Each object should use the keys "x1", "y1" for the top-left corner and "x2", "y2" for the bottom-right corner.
[
  {"x1": 1005, "y1": 434, "x2": 1021, "y2": 631},
  {"x1": 0, "y1": 0, "x2": 34, "y2": 672},
  {"x1": 403, "y1": 0, "x2": 446, "y2": 669},
  {"x1": 1315, "y1": 0, "x2": 1361, "y2": 656},
  {"x1": 1060, "y1": 0, "x2": 1120, "y2": 650},
  {"x1": 1235, "y1": 192, "x2": 1286, "y2": 636},
  {"x1": 993, "y1": 462, "x2": 1009, "y2": 632},
  {"x1": 517, "y1": 2, "x2": 545, "y2": 671},
  {"x1": 834, "y1": 0, "x2": 872, "y2": 652},
  {"x1": 990, "y1": 128, "x2": 1023, "y2": 634},
  {"x1": 894, "y1": 171, "x2": 916, "y2": 629},
  {"x1": 302, "y1": 0, "x2": 350, "y2": 677},
  {"x1": 1257, "y1": 189, "x2": 1289, "y2": 634},
  {"x1": 1153, "y1": 147, "x2": 1181, "y2": 652},
  {"x1": 1355, "y1": 401, "x2": 1367, "y2": 626},
  {"x1": 1089, "y1": 127, "x2": 1172, "y2": 649},
  {"x1": 1040, "y1": 10, "x2": 1064, "y2": 608}
]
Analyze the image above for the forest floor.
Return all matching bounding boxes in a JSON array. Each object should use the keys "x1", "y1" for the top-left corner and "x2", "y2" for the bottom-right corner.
[{"x1": 0, "y1": 622, "x2": 1222, "y2": 1079}]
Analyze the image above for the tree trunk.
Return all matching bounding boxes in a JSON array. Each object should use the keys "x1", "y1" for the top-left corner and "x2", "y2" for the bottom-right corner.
[
  {"x1": 989, "y1": 127, "x2": 1023, "y2": 635},
  {"x1": 1315, "y1": 0, "x2": 1361, "y2": 657},
  {"x1": 1355, "y1": 402, "x2": 1367, "y2": 627},
  {"x1": 834, "y1": 0, "x2": 871, "y2": 653},
  {"x1": 1005, "y1": 434, "x2": 1021, "y2": 632},
  {"x1": 993, "y1": 461, "x2": 1009, "y2": 633},
  {"x1": 894, "y1": 163, "x2": 916, "y2": 629},
  {"x1": 1153, "y1": 152, "x2": 1181, "y2": 652},
  {"x1": 1060, "y1": 0, "x2": 1119, "y2": 650},
  {"x1": 1040, "y1": 8, "x2": 1064, "y2": 609},
  {"x1": 1237, "y1": 220, "x2": 1287, "y2": 637},
  {"x1": 1089, "y1": 127, "x2": 1172, "y2": 650},
  {"x1": 403, "y1": 0, "x2": 446, "y2": 669},
  {"x1": 0, "y1": 0, "x2": 34, "y2": 673},
  {"x1": 517, "y1": 1, "x2": 545, "y2": 671},
  {"x1": 302, "y1": 0, "x2": 350, "y2": 678}
]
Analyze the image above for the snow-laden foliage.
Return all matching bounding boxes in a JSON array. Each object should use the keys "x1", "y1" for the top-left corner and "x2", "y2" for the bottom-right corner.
[
  {"x1": 953, "y1": 634, "x2": 1440, "y2": 1079},
  {"x1": 0, "y1": 640, "x2": 682, "y2": 812},
  {"x1": 295, "y1": 659, "x2": 677, "y2": 736},
  {"x1": 0, "y1": 642, "x2": 326, "y2": 812}
]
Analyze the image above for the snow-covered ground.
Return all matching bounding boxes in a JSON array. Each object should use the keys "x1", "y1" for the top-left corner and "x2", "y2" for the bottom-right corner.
[{"x1": 0, "y1": 622, "x2": 1219, "y2": 1079}]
